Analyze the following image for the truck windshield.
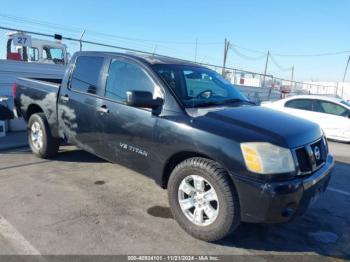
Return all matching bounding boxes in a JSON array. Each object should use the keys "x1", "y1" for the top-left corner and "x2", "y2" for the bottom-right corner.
[
  {"x1": 153, "y1": 64, "x2": 249, "y2": 108},
  {"x1": 43, "y1": 47, "x2": 65, "y2": 64}
]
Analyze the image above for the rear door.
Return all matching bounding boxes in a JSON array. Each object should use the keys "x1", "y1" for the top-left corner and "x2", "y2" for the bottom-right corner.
[
  {"x1": 97, "y1": 56, "x2": 164, "y2": 173},
  {"x1": 312, "y1": 99, "x2": 350, "y2": 140},
  {"x1": 58, "y1": 55, "x2": 108, "y2": 155}
]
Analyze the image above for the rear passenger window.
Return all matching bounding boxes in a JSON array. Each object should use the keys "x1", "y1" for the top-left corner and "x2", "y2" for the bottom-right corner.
[
  {"x1": 70, "y1": 56, "x2": 104, "y2": 94},
  {"x1": 105, "y1": 59, "x2": 156, "y2": 102},
  {"x1": 285, "y1": 99, "x2": 313, "y2": 111}
]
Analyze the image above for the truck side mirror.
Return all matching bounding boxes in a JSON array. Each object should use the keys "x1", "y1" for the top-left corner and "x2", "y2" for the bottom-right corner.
[{"x1": 126, "y1": 91, "x2": 164, "y2": 111}]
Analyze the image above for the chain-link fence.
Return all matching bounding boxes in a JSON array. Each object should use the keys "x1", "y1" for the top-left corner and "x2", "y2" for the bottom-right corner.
[{"x1": 1, "y1": 26, "x2": 348, "y2": 105}]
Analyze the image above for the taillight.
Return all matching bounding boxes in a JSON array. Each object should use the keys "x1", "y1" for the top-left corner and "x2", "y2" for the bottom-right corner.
[{"x1": 13, "y1": 82, "x2": 17, "y2": 97}]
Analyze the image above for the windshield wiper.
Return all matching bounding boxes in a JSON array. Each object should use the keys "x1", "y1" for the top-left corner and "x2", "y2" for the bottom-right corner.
[
  {"x1": 221, "y1": 98, "x2": 256, "y2": 105},
  {"x1": 190, "y1": 101, "x2": 224, "y2": 108},
  {"x1": 189, "y1": 99, "x2": 255, "y2": 108},
  {"x1": 187, "y1": 98, "x2": 256, "y2": 108}
]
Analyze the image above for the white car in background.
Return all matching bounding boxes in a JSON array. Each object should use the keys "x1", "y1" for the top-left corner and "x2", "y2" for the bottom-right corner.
[{"x1": 262, "y1": 95, "x2": 350, "y2": 142}]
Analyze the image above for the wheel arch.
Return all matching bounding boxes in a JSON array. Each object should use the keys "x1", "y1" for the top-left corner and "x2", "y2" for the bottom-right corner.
[
  {"x1": 162, "y1": 151, "x2": 211, "y2": 189},
  {"x1": 25, "y1": 104, "x2": 44, "y2": 121},
  {"x1": 161, "y1": 151, "x2": 227, "y2": 189}
]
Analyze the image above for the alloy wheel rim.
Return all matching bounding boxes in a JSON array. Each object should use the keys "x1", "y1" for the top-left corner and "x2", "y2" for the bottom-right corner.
[
  {"x1": 31, "y1": 122, "x2": 43, "y2": 150},
  {"x1": 178, "y1": 175, "x2": 219, "y2": 226}
]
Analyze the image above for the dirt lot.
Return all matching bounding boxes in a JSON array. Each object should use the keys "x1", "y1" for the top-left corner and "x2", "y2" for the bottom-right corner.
[{"x1": 0, "y1": 142, "x2": 349, "y2": 260}]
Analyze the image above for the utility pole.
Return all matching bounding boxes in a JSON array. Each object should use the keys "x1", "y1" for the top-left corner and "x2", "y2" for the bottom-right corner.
[
  {"x1": 262, "y1": 51, "x2": 270, "y2": 87},
  {"x1": 222, "y1": 38, "x2": 230, "y2": 76},
  {"x1": 194, "y1": 38, "x2": 198, "y2": 62},
  {"x1": 152, "y1": 45, "x2": 158, "y2": 55},
  {"x1": 79, "y1": 29, "x2": 86, "y2": 52},
  {"x1": 341, "y1": 55, "x2": 350, "y2": 98},
  {"x1": 291, "y1": 65, "x2": 295, "y2": 88},
  {"x1": 264, "y1": 51, "x2": 272, "y2": 99}
]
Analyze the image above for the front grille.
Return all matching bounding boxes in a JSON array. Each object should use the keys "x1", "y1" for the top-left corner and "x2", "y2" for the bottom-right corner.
[
  {"x1": 295, "y1": 147, "x2": 310, "y2": 173},
  {"x1": 294, "y1": 137, "x2": 328, "y2": 175}
]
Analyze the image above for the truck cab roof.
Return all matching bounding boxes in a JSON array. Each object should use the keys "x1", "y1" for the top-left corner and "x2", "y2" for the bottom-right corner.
[{"x1": 74, "y1": 51, "x2": 202, "y2": 68}]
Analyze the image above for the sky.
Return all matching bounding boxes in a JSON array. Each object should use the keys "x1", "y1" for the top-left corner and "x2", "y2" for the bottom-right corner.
[{"x1": 1, "y1": 0, "x2": 350, "y2": 82}]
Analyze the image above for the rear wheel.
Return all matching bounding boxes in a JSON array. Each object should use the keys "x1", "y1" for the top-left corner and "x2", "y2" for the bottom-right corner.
[
  {"x1": 168, "y1": 157, "x2": 240, "y2": 241},
  {"x1": 28, "y1": 113, "x2": 59, "y2": 158}
]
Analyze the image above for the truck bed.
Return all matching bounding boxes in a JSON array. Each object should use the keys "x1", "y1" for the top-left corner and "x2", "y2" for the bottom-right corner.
[
  {"x1": 15, "y1": 77, "x2": 62, "y2": 137},
  {"x1": 0, "y1": 59, "x2": 65, "y2": 131}
]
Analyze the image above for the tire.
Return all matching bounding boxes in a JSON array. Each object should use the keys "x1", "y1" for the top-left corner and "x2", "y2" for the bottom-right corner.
[
  {"x1": 168, "y1": 157, "x2": 240, "y2": 242},
  {"x1": 28, "y1": 113, "x2": 59, "y2": 158}
]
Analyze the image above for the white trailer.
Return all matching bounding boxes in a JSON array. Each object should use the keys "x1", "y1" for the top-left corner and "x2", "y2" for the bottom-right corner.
[{"x1": 0, "y1": 32, "x2": 67, "y2": 131}]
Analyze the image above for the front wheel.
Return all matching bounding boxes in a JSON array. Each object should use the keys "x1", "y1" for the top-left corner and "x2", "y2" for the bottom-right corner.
[
  {"x1": 28, "y1": 113, "x2": 59, "y2": 158},
  {"x1": 168, "y1": 157, "x2": 240, "y2": 241}
]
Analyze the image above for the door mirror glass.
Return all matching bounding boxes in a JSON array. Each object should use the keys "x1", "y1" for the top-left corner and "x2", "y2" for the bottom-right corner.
[{"x1": 126, "y1": 91, "x2": 164, "y2": 110}]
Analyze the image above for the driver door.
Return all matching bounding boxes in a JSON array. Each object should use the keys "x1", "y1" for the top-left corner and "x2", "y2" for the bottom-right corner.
[{"x1": 97, "y1": 57, "x2": 164, "y2": 174}]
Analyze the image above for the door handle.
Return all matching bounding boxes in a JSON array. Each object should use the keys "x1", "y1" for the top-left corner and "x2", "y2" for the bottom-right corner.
[
  {"x1": 97, "y1": 105, "x2": 109, "y2": 114},
  {"x1": 60, "y1": 94, "x2": 70, "y2": 102}
]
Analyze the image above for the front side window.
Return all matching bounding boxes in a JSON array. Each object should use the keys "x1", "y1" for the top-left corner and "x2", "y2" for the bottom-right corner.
[
  {"x1": 27, "y1": 47, "x2": 39, "y2": 62},
  {"x1": 285, "y1": 99, "x2": 313, "y2": 111},
  {"x1": 315, "y1": 100, "x2": 349, "y2": 117},
  {"x1": 105, "y1": 59, "x2": 156, "y2": 102},
  {"x1": 154, "y1": 65, "x2": 247, "y2": 108},
  {"x1": 70, "y1": 56, "x2": 104, "y2": 94}
]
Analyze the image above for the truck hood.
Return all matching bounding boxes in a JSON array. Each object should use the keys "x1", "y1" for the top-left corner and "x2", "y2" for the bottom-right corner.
[{"x1": 190, "y1": 105, "x2": 322, "y2": 148}]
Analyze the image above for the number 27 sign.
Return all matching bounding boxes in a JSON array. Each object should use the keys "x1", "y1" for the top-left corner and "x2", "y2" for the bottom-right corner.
[{"x1": 12, "y1": 34, "x2": 32, "y2": 47}]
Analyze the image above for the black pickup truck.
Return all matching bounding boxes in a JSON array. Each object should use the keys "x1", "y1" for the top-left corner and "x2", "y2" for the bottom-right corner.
[{"x1": 14, "y1": 51, "x2": 334, "y2": 241}]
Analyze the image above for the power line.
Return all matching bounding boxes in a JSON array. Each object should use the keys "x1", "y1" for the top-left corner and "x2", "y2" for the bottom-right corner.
[
  {"x1": 0, "y1": 18, "x2": 202, "y2": 60},
  {"x1": 0, "y1": 18, "x2": 346, "y2": 87},
  {"x1": 0, "y1": 13, "x2": 221, "y2": 45},
  {"x1": 229, "y1": 43, "x2": 265, "y2": 55},
  {"x1": 229, "y1": 40, "x2": 350, "y2": 57},
  {"x1": 274, "y1": 51, "x2": 350, "y2": 57},
  {"x1": 0, "y1": 12, "x2": 220, "y2": 62},
  {"x1": 0, "y1": 13, "x2": 82, "y2": 34},
  {"x1": 269, "y1": 54, "x2": 294, "y2": 72},
  {"x1": 228, "y1": 43, "x2": 293, "y2": 80},
  {"x1": 228, "y1": 44, "x2": 266, "y2": 61},
  {"x1": 0, "y1": 25, "x2": 165, "y2": 57},
  {"x1": 0, "y1": 25, "x2": 217, "y2": 71},
  {"x1": 2, "y1": 12, "x2": 349, "y2": 57}
]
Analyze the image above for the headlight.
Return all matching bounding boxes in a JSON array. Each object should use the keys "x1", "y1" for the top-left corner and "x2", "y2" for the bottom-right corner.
[{"x1": 240, "y1": 142, "x2": 295, "y2": 174}]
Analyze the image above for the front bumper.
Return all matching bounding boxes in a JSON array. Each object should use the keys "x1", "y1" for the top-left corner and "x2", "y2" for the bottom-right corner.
[{"x1": 232, "y1": 154, "x2": 334, "y2": 223}]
